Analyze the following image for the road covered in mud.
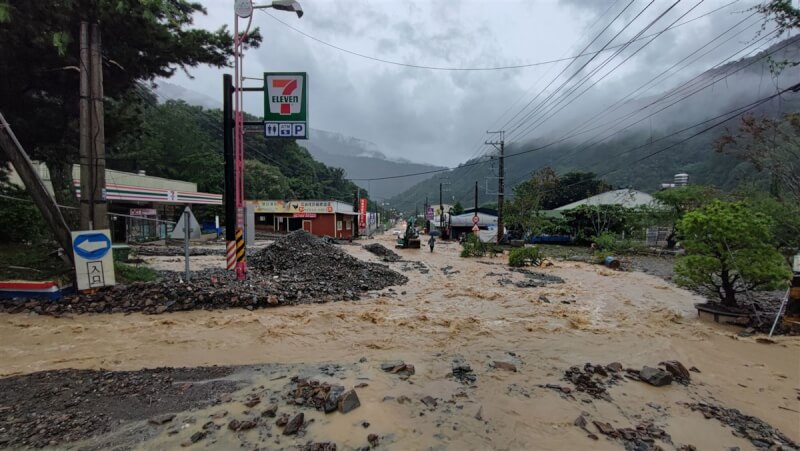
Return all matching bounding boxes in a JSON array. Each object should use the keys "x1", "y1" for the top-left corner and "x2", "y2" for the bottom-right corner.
[{"x1": 0, "y1": 232, "x2": 798, "y2": 450}]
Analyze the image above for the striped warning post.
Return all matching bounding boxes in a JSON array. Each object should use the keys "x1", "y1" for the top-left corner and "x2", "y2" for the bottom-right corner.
[
  {"x1": 226, "y1": 240, "x2": 237, "y2": 270},
  {"x1": 235, "y1": 228, "x2": 245, "y2": 262}
]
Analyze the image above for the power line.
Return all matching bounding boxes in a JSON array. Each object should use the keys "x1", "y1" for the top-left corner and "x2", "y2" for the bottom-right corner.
[
  {"x1": 503, "y1": 31, "x2": 786, "y2": 189},
  {"x1": 510, "y1": 82, "x2": 800, "y2": 197},
  {"x1": 508, "y1": 0, "x2": 702, "y2": 142},
  {"x1": 261, "y1": 0, "x2": 740, "y2": 72},
  {"x1": 503, "y1": 0, "x2": 645, "y2": 133}
]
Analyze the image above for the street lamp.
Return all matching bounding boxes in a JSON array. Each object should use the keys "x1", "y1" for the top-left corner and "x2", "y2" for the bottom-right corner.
[
  {"x1": 268, "y1": 0, "x2": 304, "y2": 17},
  {"x1": 229, "y1": 0, "x2": 303, "y2": 280}
]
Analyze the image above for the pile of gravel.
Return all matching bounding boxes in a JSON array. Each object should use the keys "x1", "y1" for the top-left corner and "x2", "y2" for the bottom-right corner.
[
  {"x1": 0, "y1": 231, "x2": 407, "y2": 316},
  {"x1": 362, "y1": 243, "x2": 401, "y2": 262}
]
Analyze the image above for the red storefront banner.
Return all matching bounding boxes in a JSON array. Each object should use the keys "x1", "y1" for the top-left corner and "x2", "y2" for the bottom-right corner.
[{"x1": 359, "y1": 198, "x2": 367, "y2": 229}]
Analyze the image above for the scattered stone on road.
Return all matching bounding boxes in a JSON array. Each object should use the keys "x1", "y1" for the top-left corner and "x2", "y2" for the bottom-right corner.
[
  {"x1": 381, "y1": 361, "x2": 415, "y2": 377},
  {"x1": 149, "y1": 413, "x2": 176, "y2": 425},
  {"x1": 684, "y1": 402, "x2": 799, "y2": 450},
  {"x1": 660, "y1": 360, "x2": 691, "y2": 384},
  {"x1": 492, "y1": 361, "x2": 517, "y2": 372},
  {"x1": 282, "y1": 413, "x2": 304, "y2": 435},
  {"x1": 451, "y1": 358, "x2": 477, "y2": 385},
  {"x1": 639, "y1": 366, "x2": 673, "y2": 387},
  {"x1": 338, "y1": 389, "x2": 361, "y2": 414},
  {"x1": 363, "y1": 243, "x2": 402, "y2": 262}
]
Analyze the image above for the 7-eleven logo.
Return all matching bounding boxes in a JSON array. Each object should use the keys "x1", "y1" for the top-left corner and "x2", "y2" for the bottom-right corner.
[{"x1": 267, "y1": 75, "x2": 304, "y2": 116}]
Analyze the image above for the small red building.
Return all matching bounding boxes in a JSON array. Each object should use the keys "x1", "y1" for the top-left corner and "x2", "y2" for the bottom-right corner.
[{"x1": 249, "y1": 200, "x2": 357, "y2": 238}]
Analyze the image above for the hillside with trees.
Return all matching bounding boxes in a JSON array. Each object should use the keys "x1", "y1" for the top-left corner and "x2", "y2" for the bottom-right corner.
[{"x1": 388, "y1": 36, "x2": 800, "y2": 214}]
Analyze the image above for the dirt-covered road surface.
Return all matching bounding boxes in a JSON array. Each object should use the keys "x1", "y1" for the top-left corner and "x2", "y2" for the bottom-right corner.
[{"x1": 0, "y1": 233, "x2": 798, "y2": 450}]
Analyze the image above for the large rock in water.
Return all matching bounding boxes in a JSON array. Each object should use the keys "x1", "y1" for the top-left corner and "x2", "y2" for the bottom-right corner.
[
  {"x1": 639, "y1": 366, "x2": 673, "y2": 386},
  {"x1": 661, "y1": 360, "x2": 691, "y2": 383}
]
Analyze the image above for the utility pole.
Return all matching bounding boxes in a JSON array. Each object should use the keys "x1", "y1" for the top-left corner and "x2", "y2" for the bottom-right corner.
[
  {"x1": 78, "y1": 22, "x2": 107, "y2": 230},
  {"x1": 486, "y1": 130, "x2": 505, "y2": 244},
  {"x1": 79, "y1": 21, "x2": 91, "y2": 230},
  {"x1": 90, "y1": 23, "x2": 107, "y2": 230},
  {"x1": 223, "y1": 75, "x2": 236, "y2": 271},
  {"x1": 0, "y1": 112, "x2": 74, "y2": 263},
  {"x1": 474, "y1": 181, "x2": 478, "y2": 216},
  {"x1": 439, "y1": 183, "x2": 443, "y2": 235}
]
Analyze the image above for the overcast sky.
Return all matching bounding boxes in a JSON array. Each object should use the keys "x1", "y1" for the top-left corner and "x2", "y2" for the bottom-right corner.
[{"x1": 163, "y1": 0, "x2": 775, "y2": 166}]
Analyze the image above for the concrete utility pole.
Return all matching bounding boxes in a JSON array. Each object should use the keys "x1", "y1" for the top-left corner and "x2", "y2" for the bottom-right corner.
[
  {"x1": 79, "y1": 21, "x2": 108, "y2": 230},
  {"x1": 486, "y1": 130, "x2": 504, "y2": 244},
  {"x1": 79, "y1": 21, "x2": 91, "y2": 230},
  {"x1": 439, "y1": 183, "x2": 443, "y2": 234},
  {"x1": 90, "y1": 23, "x2": 108, "y2": 230},
  {"x1": 474, "y1": 181, "x2": 478, "y2": 215},
  {"x1": 0, "y1": 112, "x2": 74, "y2": 263}
]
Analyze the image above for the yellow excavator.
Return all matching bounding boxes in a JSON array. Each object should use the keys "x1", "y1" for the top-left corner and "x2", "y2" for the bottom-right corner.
[{"x1": 396, "y1": 217, "x2": 421, "y2": 249}]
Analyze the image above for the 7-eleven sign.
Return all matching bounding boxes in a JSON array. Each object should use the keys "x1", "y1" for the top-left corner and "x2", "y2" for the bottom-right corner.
[{"x1": 264, "y1": 72, "x2": 308, "y2": 139}]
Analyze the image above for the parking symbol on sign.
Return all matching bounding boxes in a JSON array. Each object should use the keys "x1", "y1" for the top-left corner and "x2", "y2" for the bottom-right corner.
[
  {"x1": 293, "y1": 123, "x2": 305, "y2": 137},
  {"x1": 279, "y1": 124, "x2": 292, "y2": 136}
]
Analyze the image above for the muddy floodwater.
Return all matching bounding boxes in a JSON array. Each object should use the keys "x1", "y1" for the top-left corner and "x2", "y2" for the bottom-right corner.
[{"x1": 0, "y1": 233, "x2": 798, "y2": 450}]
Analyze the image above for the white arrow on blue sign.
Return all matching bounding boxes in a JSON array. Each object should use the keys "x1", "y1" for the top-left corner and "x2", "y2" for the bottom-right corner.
[{"x1": 73, "y1": 232, "x2": 112, "y2": 260}]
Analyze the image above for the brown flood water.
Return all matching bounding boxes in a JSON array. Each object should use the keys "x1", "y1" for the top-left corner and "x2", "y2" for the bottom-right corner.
[{"x1": 1, "y1": 233, "x2": 798, "y2": 450}]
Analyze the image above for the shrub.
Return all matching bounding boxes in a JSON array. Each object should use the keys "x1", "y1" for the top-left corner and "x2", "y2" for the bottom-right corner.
[
  {"x1": 114, "y1": 262, "x2": 158, "y2": 283},
  {"x1": 508, "y1": 246, "x2": 543, "y2": 267},
  {"x1": 460, "y1": 234, "x2": 486, "y2": 258},
  {"x1": 674, "y1": 200, "x2": 791, "y2": 307}
]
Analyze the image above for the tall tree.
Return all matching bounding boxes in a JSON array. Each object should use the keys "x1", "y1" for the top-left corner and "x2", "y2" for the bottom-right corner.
[
  {"x1": 0, "y1": 0, "x2": 261, "y2": 211},
  {"x1": 674, "y1": 201, "x2": 790, "y2": 307},
  {"x1": 715, "y1": 113, "x2": 800, "y2": 201},
  {"x1": 653, "y1": 185, "x2": 721, "y2": 248},
  {"x1": 504, "y1": 167, "x2": 558, "y2": 235}
]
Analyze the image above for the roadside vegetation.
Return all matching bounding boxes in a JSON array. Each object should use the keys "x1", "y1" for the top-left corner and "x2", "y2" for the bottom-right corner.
[{"x1": 114, "y1": 261, "x2": 159, "y2": 283}]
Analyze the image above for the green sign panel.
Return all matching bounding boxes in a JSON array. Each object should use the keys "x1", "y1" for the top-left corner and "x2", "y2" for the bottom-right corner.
[{"x1": 264, "y1": 72, "x2": 308, "y2": 139}]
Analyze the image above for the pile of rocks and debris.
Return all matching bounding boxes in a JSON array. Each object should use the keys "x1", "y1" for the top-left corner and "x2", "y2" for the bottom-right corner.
[
  {"x1": 509, "y1": 268, "x2": 564, "y2": 287},
  {"x1": 282, "y1": 377, "x2": 361, "y2": 415},
  {"x1": 381, "y1": 361, "x2": 416, "y2": 379},
  {"x1": 398, "y1": 261, "x2": 429, "y2": 274},
  {"x1": 450, "y1": 358, "x2": 477, "y2": 385},
  {"x1": 683, "y1": 402, "x2": 799, "y2": 449},
  {"x1": 575, "y1": 414, "x2": 675, "y2": 450},
  {"x1": 543, "y1": 361, "x2": 695, "y2": 401},
  {"x1": 362, "y1": 243, "x2": 401, "y2": 262},
  {"x1": 0, "y1": 231, "x2": 408, "y2": 315},
  {"x1": 0, "y1": 366, "x2": 238, "y2": 449}
]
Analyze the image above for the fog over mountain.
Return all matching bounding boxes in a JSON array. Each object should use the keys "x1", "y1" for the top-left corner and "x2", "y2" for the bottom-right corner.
[
  {"x1": 153, "y1": 84, "x2": 444, "y2": 200},
  {"x1": 387, "y1": 36, "x2": 800, "y2": 213}
]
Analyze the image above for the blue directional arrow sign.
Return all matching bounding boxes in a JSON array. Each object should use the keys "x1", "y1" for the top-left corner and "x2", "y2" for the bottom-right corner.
[{"x1": 73, "y1": 232, "x2": 112, "y2": 260}]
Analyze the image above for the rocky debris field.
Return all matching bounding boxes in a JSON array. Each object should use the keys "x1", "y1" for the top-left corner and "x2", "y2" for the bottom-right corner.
[
  {"x1": 683, "y1": 402, "x2": 799, "y2": 450},
  {"x1": 0, "y1": 366, "x2": 239, "y2": 449},
  {"x1": 362, "y1": 243, "x2": 401, "y2": 262},
  {"x1": 0, "y1": 231, "x2": 407, "y2": 316}
]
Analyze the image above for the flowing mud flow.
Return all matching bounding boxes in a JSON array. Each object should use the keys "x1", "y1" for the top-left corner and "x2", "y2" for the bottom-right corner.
[{"x1": 0, "y1": 233, "x2": 798, "y2": 450}]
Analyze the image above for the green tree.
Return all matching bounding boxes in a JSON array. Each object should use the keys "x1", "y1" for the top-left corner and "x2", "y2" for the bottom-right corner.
[
  {"x1": 674, "y1": 200, "x2": 791, "y2": 307},
  {"x1": 504, "y1": 167, "x2": 558, "y2": 236},
  {"x1": 737, "y1": 188, "x2": 800, "y2": 260},
  {"x1": 715, "y1": 113, "x2": 800, "y2": 201},
  {"x1": 653, "y1": 185, "x2": 721, "y2": 248},
  {"x1": 244, "y1": 160, "x2": 291, "y2": 200},
  {"x1": 451, "y1": 202, "x2": 464, "y2": 215},
  {"x1": 561, "y1": 204, "x2": 632, "y2": 244},
  {"x1": 0, "y1": 0, "x2": 259, "y2": 207},
  {"x1": 548, "y1": 172, "x2": 611, "y2": 209}
]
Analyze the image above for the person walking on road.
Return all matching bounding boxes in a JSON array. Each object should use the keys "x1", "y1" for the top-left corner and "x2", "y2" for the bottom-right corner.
[{"x1": 428, "y1": 235, "x2": 435, "y2": 252}]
